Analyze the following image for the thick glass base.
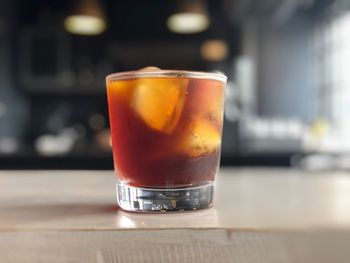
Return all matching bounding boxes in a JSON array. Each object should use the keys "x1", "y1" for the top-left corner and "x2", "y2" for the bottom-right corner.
[{"x1": 116, "y1": 183, "x2": 214, "y2": 212}]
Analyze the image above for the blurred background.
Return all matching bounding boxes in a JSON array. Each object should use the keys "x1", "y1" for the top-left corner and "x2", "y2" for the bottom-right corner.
[{"x1": 1, "y1": 0, "x2": 350, "y2": 169}]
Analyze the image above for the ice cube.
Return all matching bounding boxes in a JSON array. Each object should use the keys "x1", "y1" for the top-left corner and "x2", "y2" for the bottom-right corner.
[
  {"x1": 179, "y1": 120, "x2": 221, "y2": 157},
  {"x1": 107, "y1": 79, "x2": 135, "y2": 103},
  {"x1": 107, "y1": 67, "x2": 160, "y2": 102},
  {"x1": 138, "y1": 66, "x2": 161, "y2": 71},
  {"x1": 131, "y1": 78, "x2": 188, "y2": 133},
  {"x1": 187, "y1": 79, "x2": 225, "y2": 127}
]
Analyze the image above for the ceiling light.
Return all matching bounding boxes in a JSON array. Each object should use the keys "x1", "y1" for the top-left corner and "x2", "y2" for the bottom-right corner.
[
  {"x1": 200, "y1": 39, "x2": 229, "y2": 61},
  {"x1": 64, "y1": 15, "x2": 106, "y2": 35},
  {"x1": 167, "y1": 0, "x2": 209, "y2": 34},
  {"x1": 167, "y1": 13, "x2": 209, "y2": 34},
  {"x1": 64, "y1": 0, "x2": 106, "y2": 36}
]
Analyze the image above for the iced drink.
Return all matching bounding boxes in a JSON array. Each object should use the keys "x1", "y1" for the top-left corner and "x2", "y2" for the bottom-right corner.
[{"x1": 106, "y1": 68, "x2": 226, "y2": 212}]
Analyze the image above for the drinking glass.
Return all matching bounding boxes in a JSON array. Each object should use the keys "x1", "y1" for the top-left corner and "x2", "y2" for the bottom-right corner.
[{"x1": 106, "y1": 69, "x2": 226, "y2": 212}]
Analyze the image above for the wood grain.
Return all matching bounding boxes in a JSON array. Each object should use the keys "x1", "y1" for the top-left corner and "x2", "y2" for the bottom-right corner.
[
  {"x1": 2, "y1": 168, "x2": 350, "y2": 262},
  {"x1": 1, "y1": 229, "x2": 350, "y2": 263},
  {"x1": 1, "y1": 168, "x2": 350, "y2": 230}
]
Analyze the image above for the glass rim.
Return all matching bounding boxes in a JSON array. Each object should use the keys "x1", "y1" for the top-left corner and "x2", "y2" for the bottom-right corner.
[{"x1": 106, "y1": 69, "x2": 227, "y2": 82}]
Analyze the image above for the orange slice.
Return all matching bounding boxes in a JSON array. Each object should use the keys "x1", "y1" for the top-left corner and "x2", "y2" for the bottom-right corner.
[{"x1": 131, "y1": 78, "x2": 188, "y2": 133}]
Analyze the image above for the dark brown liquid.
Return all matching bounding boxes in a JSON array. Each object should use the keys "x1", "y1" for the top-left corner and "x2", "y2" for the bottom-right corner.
[{"x1": 107, "y1": 77, "x2": 224, "y2": 188}]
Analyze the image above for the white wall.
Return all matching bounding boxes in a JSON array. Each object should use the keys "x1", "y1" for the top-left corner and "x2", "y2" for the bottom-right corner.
[{"x1": 256, "y1": 15, "x2": 316, "y2": 122}]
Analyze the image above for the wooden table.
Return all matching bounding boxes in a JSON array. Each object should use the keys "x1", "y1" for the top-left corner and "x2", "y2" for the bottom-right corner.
[{"x1": 1, "y1": 168, "x2": 350, "y2": 262}]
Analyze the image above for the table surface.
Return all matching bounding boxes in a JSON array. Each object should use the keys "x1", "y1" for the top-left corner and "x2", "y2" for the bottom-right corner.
[
  {"x1": 2, "y1": 168, "x2": 350, "y2": 230},
  {"x1": 2, "y1": 168, "x2": 350, "y2": 262}
]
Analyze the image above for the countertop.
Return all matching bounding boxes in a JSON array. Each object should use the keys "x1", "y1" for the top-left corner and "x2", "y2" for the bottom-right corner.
[{"x1": 1, "y1": 168, "x2": 350, "y2": 262}]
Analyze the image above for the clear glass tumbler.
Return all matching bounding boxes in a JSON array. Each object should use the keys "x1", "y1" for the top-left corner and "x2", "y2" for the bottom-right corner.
[{"x1": 106, "y1": 69, "x2": 226, "y2": 212}]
